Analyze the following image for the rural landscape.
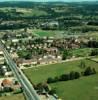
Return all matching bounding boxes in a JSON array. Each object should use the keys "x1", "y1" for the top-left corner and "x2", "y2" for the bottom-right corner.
[{"x1": 0, "y1": 0, "x2": 98, "y2": 100}]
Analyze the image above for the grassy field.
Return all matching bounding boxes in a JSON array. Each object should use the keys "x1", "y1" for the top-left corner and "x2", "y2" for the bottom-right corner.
[
  {"x1": 70, "y1": 48, "x2": 93, "y2": 57},
  {"x1": 50, "y1": 74, "x2": 98, "y2": 100},
  {"x1": 23, "y1": 59, "x2": 98, "y2": 84},
  {"x1": 33, "y1": 29, "x2": 64, "y2": 38},
  {"x1": 0, "y1": 94, "x2": 25, "y2": 100},
  {"x1": 21, "y1": 8, "x2": 47, "y2": 17},
  {"x1": 23, "y1": 59, "x2": 98, "y2": 100},
  {"x1": 86, "y1": 32, "x2": 98, "y2": 40},
  {"x1": 0, "y1": 7, "x2": 47, "y2": 17}
]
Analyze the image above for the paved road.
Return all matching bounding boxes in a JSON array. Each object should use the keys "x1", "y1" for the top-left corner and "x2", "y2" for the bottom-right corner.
[
  {"x1": 0, "y1": 41, "x2": 40, "y2": 100},
  {"x1": 22, "y1": 57, "x2": 86, "y2": 70}
]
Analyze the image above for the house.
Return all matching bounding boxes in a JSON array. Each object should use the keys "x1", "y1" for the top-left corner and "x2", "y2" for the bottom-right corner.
[
  {"x1": 11, "y1": 52, "x2": 19, "y2": 59},
  {"x1": 1, "y1": 66, "x2": 13, "y2": 77},
  {"x1": 12, "y1": 84, "x2": 21, "y2": 91},
  {"x1": 48, "y1": 21, "x2": 59, "y2": 26},
  {"x1": 0, "y1": 56, "x2": 4, "y2": 64},
  {"x1": 0, "y1": 51, "x2": 3, "y2": 55},
  {"x1": 4, "y1": 72, "x2": 13, "y2": 77},
  {"x1": 2, "y1": 79, "x2": 13, "y2": 88},
  {"x1": 16, "y1": 58, "x2": 37, "y2": 66},
  {"x1": 1, "y1": 78, "x2": 21, "y2": 92},
  {"x1": 1, "y1": 66, "x2": 7, "y2": 75}
]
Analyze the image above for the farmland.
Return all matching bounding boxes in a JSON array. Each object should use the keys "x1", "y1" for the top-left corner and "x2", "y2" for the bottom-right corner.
[
  {"x1": 23, "y1": 59, "x2": 98, "y2": 83},
  {"x1": 24, "y1": 60, "x2": 98, "y2": 100},
  {"x1": 51, "y1": 74, "x2": 98, "y2": 100},
  {"x1": 23, "y1": 59, "x2": 98, "y2": 99},
  {"x1": 33, "y1": 29, "x2": 64, "y2": 38}
]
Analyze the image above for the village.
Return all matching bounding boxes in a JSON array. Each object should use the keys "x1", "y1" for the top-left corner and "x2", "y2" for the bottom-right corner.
[
  {"x1": 1, "y1": 29, "x2": 90, "y2": 68},
  {"x1": 0, "y1": 28, "x2": 89, "y2": 98}
]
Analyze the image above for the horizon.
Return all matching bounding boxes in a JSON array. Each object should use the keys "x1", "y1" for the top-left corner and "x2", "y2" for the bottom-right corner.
[{"x1": 0, "y1": 0, "x2": 97, "y2": 2}]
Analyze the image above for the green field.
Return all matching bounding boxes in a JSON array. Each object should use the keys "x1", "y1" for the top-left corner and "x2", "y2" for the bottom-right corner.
[
  {"x1": 0, "y1": 94, "x2": 25, "y2": 100},
  {"x1": 23, "y1": 60, "x2": 81, "y2": 84},
  {"x1": 70, "y1": 48, "x2": 93, "y2": 57},
  {"x1": 0, "y1": 7, "x2": 47, "y2": 17},
  {"x1": 23, "y1": 59, "x2": 98, "y2": 100},
  {"x1": 33, "y1": 29, "x2": 64, "y2": 38},
  {"x1": 51, "y1": 74, "x2": 98, "y2": 100},
  {"x1": 85, "y1": 32, "x2": 98, "y2": 40},
  {"x1": 21, "y1": 9, "x2": 47, "y2": 17},
  {"x1": 23, "y1": 59, "x2": 98, "y2": 84}
]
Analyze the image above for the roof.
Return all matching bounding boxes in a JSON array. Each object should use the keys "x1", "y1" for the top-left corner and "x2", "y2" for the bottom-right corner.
[{"x1": 2, "y1": 79, "x2": 12, "y2": 86}]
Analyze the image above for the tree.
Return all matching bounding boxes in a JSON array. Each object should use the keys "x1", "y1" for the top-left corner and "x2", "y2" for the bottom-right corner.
[
  {"x1": 3, "y1": 87, "x2": 13, "y2": 92},
  {"x1": 54, "y1": 76, "x2": 59, "y2": 82},
  {"x1": 36, "y1": 83, "x2": 44, "y2": 93},
  {"x1": 79, "y1": 61, "x2": 86, "y2": 69},
  {"x1": 83, "y1": 67, "x2": 96, "y2": 76},
  {"x1": 90, "y1": 49, "x2": 98, "y2": 56},
  {"x1": 74, "y1": 72, "x2": 80, "y2": 79},
  {"x1": 49, "y1": 88, "x2": 56, "y2": 95},
  {"x1": 69, "y1": 71, "x2": 75, "y2": 80},
  {"x1": 17, "y1": 50, "x2": 32, "y2": 59},
  {"x1": 62, "y1": 50, "x2": 68, "y2": 60},
  {"x1": 43, "y1": 83, "x2": 50, "y2": 92},
  {"x1": 92, "y1": 68, "x2": 96, "y2": 74},
  {"x1": 47, "y1": 77, "x2": 55, "y2": 83},
  {"x1": 59, "y1": 74, "x2": 69, "y2": 81}
]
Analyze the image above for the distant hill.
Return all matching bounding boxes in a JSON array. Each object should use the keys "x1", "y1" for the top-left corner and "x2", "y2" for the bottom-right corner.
[{"x1": 0, "y1": 1, "x2": 98, "y2": 8}]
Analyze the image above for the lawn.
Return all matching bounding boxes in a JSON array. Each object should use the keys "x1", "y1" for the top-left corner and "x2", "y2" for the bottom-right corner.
[
  {"x1": 23, "y1": 59, "x2": 98, "y2": 84},
  {"x1": 0, "y1": 94, "x2": 25, "y2": 100}
]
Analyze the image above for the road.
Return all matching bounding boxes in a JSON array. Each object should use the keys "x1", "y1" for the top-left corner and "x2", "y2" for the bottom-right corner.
[
  {"x1": 22, "y1": 57, "x2": 86, "y2": 70},
  {"x1": 0, "y1": 41, "x2": 40, "y2": 100}
]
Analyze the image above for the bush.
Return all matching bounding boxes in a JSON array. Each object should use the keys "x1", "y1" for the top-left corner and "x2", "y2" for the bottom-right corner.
[
  {"x1": 74, "y1": 72, "x2": 80, "y2": 79},
  {"x1": 83, "y1": 67, "x2": 96, "y2": 76},
  {"x1": 79, "y1": 61, "x2": 86, "y2": 69},
  {"x1": 62, "y1": 50, "x2": 68, "y2": 60},
  {"x1": 54, "y1": 76, "x2": 59, "y2": 82},
  {"x1": 36, "y1": 83, "x2": 44, "y2": 92},
  {"x1": 92, "y1": 68, "x2": 96, "y2": 74},
  {"x1": 90, "y1": 49, "x2": 98, "y2": 56},
  {"x1": 46, "y1": 67, "x2": 96, "y2": 84},
  {"x1": 49, "y1": 88, "x2": 56, "y2": 95},
  {"x1": 3, "y1": 87, "x2": 13, "y2": 92},
  {"x1": 59, "y1": 74, "x2": 69, "y2": 81},
  {"x1": 47, "y1": 77, "x2": 55, "y2": 83},
  {"x1": 69, "y1": 71, "x2": 75, "y2": 80}
]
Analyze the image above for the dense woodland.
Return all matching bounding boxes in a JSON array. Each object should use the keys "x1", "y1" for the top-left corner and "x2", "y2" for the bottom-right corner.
[{"x1": 0, "y1": 1, "x2": 98, "y2": 32}]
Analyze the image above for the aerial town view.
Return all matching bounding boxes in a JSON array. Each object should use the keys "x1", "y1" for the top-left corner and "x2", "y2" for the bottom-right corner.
[{"x1": 0, "y1": 0, "x2": 98, "y2": 100}]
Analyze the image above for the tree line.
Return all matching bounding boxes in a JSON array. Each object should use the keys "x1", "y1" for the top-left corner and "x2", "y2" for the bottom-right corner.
[{"x1": 47, "y1": 67, "x2": 96, "y2": 84}]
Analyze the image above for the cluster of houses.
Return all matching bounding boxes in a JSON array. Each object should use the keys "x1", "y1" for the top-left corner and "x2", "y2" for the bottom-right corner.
[
  {"x1": 1, "y1": 31, "x2": 85, "y2": 68},
  {"x1": 0, "y1": 50, "x2": 21, "y2": 95},
  {"x1": 0, "y1": 78, "x2": 22, "y2": 95},
  {"x1": 0, "y1": 50, "x2": 13, "y2": 77}
]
